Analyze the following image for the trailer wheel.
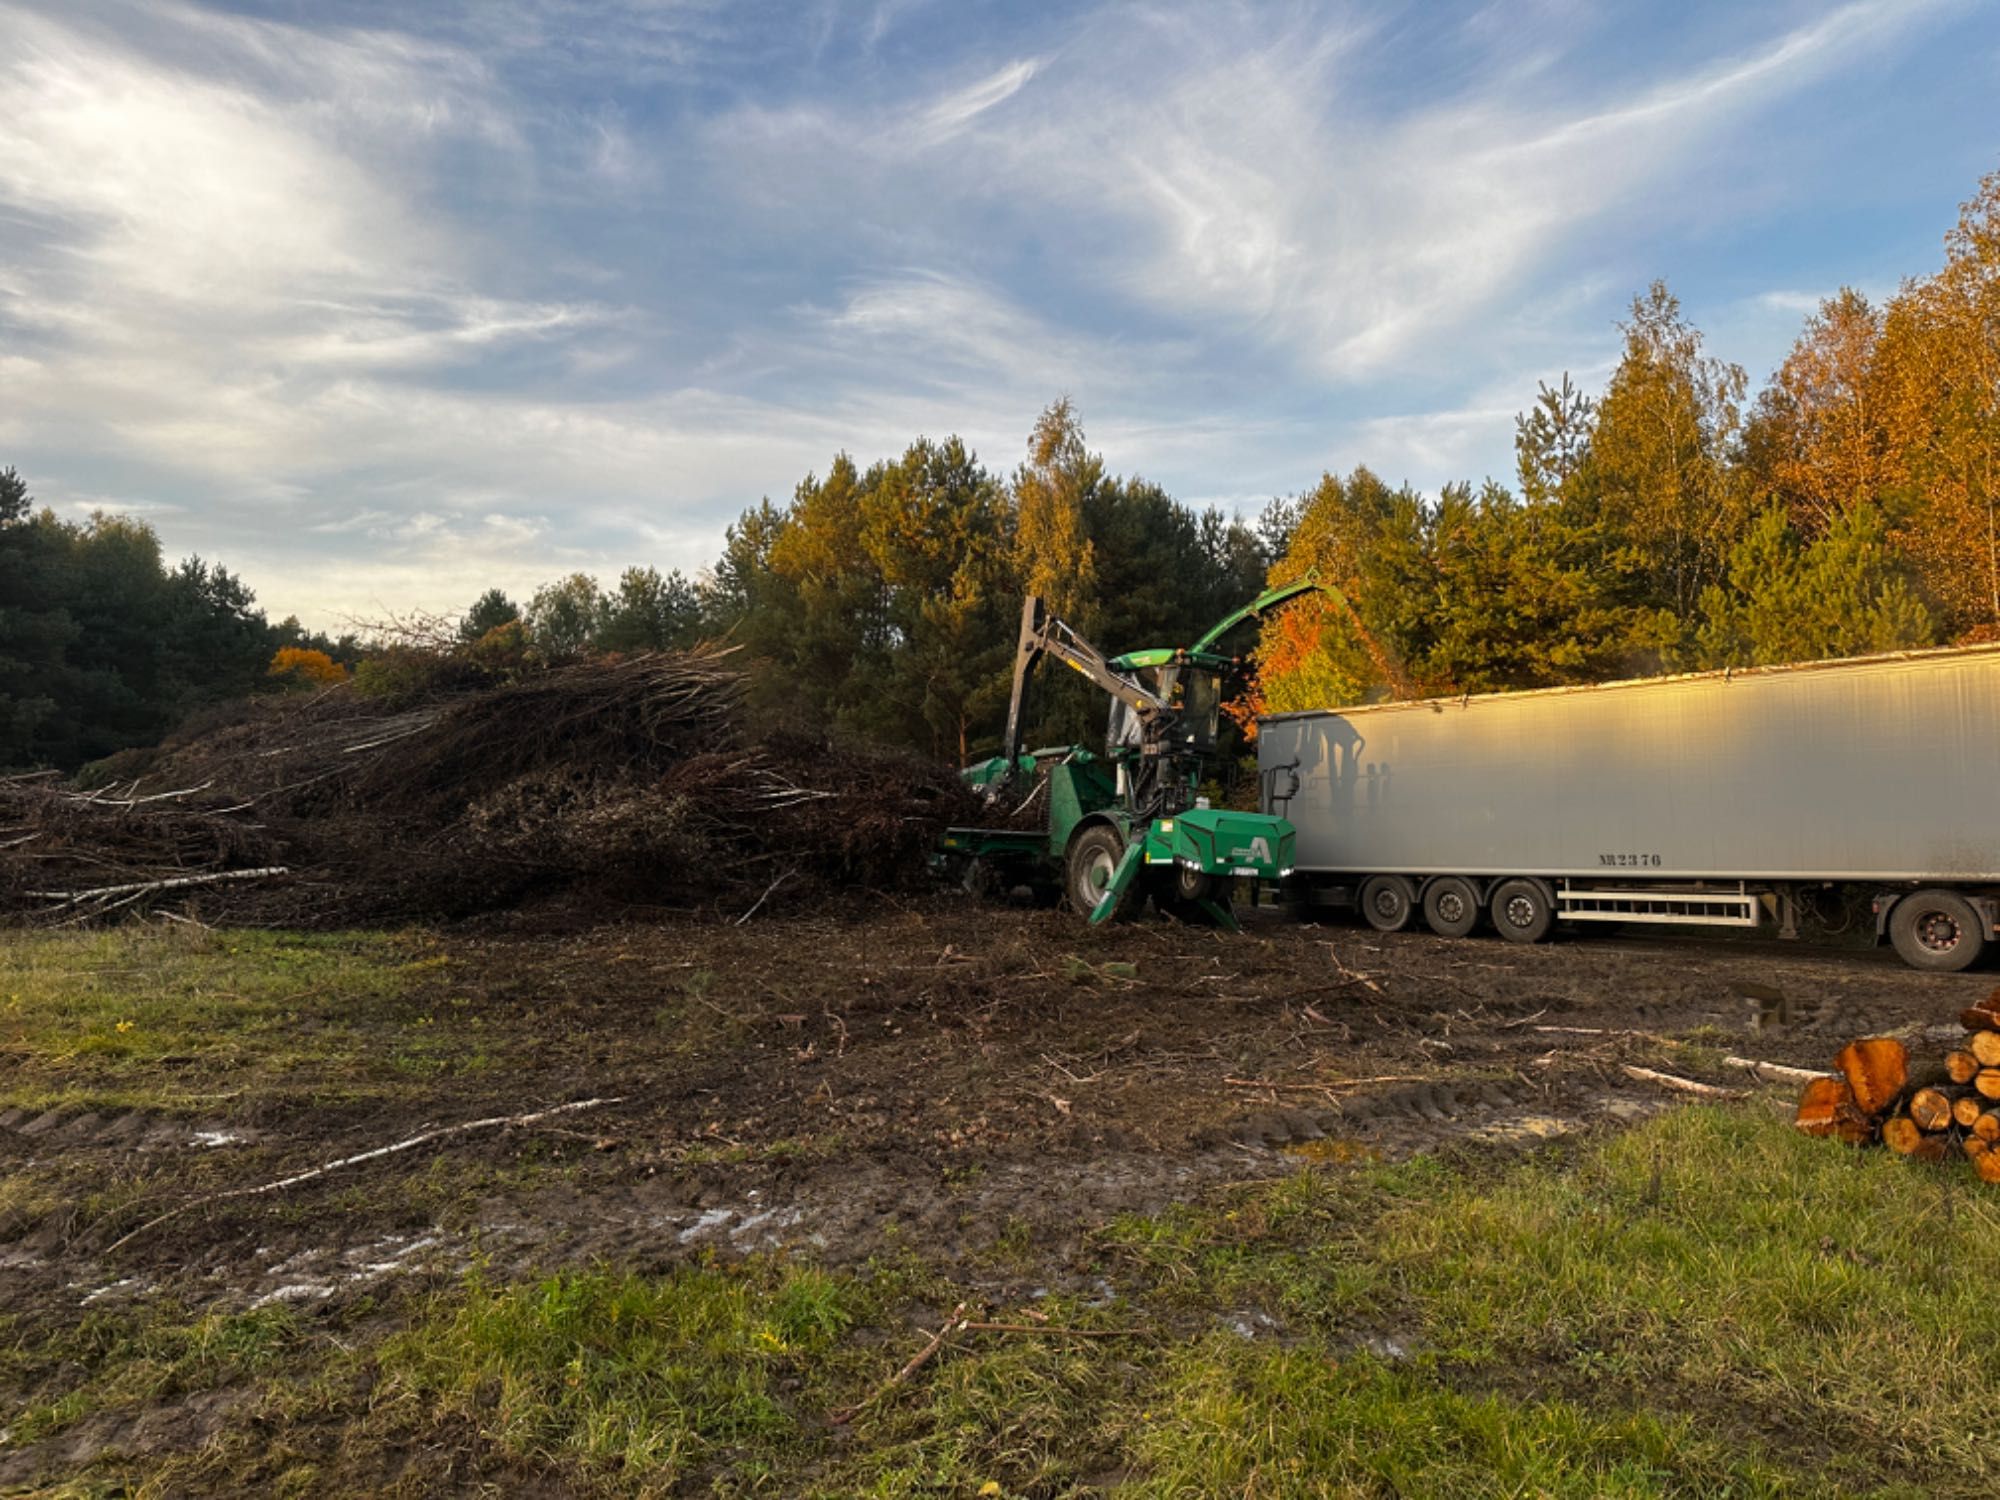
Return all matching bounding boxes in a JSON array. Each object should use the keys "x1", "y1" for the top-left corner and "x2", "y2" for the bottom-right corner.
[
  {"x1": 1066, "y1": 825, "x2": 1141, "y2": 922},
  {"x1": 1422, "y1": 877, "x2": 1481, "y2": 939},
  {"x1": 1490, "y1": 878, "x2": 1554, "y2": 944},
  {"x1": 1358, "y1": 875, "x2": 1415, "y2": 932},
  {"x1": 1890, "y1": 889, "x2": 1986, "y2": 972}
]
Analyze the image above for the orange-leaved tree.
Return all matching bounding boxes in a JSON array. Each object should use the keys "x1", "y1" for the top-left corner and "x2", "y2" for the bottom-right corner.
[{"x1": 267, "y1": 646, "x2": 347, "y2": 685}]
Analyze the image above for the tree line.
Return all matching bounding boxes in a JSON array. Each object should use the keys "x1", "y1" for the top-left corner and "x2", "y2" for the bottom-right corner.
[
  {"x1": 4, "y1": 167, "x2": 1994, "y2": 772},
  {"x1": 1249, "y1": 168, "x2": 1998, "y2": 716},
  {"x1": 0, "y1": 470, "x2": 364, "y2": 770}
]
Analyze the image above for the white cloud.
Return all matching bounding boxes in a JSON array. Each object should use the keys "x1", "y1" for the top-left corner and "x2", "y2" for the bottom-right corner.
[
  {"x1": 710, "y1": 0, "x2": 1952, "y2": 382},
  {"x1": 919, "y1": 58, "x2": 1041, "y2": 137},
  {"x1": 807, "y1": 270, "x2": 1169, "y2": 402},
  {"x1": 0, "y1": 0, "x2": 1980, "y2": 630}
]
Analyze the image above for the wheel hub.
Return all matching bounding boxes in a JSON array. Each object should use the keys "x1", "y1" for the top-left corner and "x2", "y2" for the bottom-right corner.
[
  {"x1": 1916, "y1": 910, "x2": 1962, "y2": 953},
  {"x1": 1436, "y1": 892, "x2": 1466, "y2": 922},
  {"x1": 1085, "y1": 850, "x2": 1114, "y2": 895},
  {"x1": 1504, "y1": 896, "x2": 1535, "y2": 927}
]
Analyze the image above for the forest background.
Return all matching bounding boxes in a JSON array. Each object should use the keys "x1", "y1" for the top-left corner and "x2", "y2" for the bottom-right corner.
[{"x1": 4, "y1": 168, "x2": 1996, "y2": 775}]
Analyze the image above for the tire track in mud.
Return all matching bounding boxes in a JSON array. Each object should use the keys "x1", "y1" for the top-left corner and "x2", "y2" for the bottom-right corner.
[
  {"x1": 38, "y1": 1074, "x2": 1683, "y2": 1314},
  {"x1": 0, "y1": 1106, "x2": 256, "y2": 1153}
]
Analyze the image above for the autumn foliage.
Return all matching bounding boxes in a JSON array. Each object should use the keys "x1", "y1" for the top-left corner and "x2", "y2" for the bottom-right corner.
[
  {"x1": 267, "y1": 647, "x2": 348, "y2": 685},
  {"x1": 1247, "y1": 166, "x2": 2000, "y2": 717}
]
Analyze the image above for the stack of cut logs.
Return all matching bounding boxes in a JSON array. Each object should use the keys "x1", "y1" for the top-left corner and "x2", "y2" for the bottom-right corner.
[{"x1": 1796, "y1": 989, "x2": 2000, "y2": 1180}]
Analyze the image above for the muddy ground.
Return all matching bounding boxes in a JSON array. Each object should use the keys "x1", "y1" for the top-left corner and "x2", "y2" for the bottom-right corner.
[
  {"x1": 1, "y1": 899, "x2": 1988, "y2": 1487},
  {"x1": 6, "y1": 901, "x2": 1981, "y2": 1304}
]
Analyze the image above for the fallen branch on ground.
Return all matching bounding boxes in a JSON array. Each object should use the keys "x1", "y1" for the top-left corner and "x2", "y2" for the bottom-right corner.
[
  {"x1": 29, "y1": 866, "x2": 290, "y2": 906},
  {"x1": 830, "y1": 1302, "x2": 970, "y2": 1425},
  {"x1": 957, "y1": 1321, "x2": 1136, "y2": 1338},
  {"x1": 100, "y1": 1096, "x2": 623, "y2": 1256},
  {"x1": 1224, "y1": 1074, "x2": 1436, "y2": 1091},
  {"x1": 1535, "y1": 1024, "x2": 1684, "y2": 1048},
  {"x1": 1620, "y1": 1065, "x2": 1747, "y2": 1100},
  {"x1": 734, "y1": 867, "x2": 797, "y2": 926},
  {"x1": 1723, "y1": 1056, "x2": 1829, "y2": 1085}
]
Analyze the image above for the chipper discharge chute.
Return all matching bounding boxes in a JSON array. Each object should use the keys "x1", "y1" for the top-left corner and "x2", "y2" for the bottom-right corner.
[{"x1": 941, "y1": 579, "x2": 1317, "y2": 927}]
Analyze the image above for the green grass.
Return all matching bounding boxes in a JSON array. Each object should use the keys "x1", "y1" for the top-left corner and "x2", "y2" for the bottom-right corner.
[
  {"x1": 13, "y1": 1105, "x2": 1996, "y2": 1496},
  {"x1": 0, "y1": 925, "x2": 453, "y2": 1112},
  {"x1": 369, "y1": 1264, "x2": 862, "y2": 1488},
  {"x1": 1383, "y1": 1106, "x2": 2000, "y2": 1487},
  {"x1": 3, "y1": 1302, "x2": 303, "y2": 1446},
  {"x1": 1131, "y1": 1344, "x2": 1791, "y2": 1498}
]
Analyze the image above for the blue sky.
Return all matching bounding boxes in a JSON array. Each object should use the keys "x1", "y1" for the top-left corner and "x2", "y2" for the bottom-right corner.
[{"x1": 0, "y1": 0, "x2": 1994, "y2": 629}]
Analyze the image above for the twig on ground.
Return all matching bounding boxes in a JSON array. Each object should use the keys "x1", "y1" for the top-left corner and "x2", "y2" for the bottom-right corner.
[
  {"x1": 1535, "y1": 1024, "x2": 1684, "y2": 1047},
  {"x1": 1723, "y1": 1056, "x2": 1830, "y2": 1085},
  {"x1": 100, "y1": 1096, "x2": 624, "y2": 1256},
  {"x1": 956, "y1": 1336, "x2": 1144, "y2": 1344},
  {"x1": 1225, "y1": 1073, "x2": 1434, "y2": 1091},
  {"x1": 830, "y1": 1301, "x2": 970, "y2": 1425},
  {"x1": 735, "y1": 867, "x2": 796, "y2": 926},
  {"x1": 1620, "y1": 1065, "x2": 1746, "y2": 1100}
]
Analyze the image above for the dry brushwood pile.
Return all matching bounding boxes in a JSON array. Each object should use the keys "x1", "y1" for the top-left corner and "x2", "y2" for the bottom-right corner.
[
  {"x1": 1795, "y1": 989, "x2": 2000, "y2": 1182},
  {"x1": 0, "y1": 648, "x2": 984, "y2": 927}
]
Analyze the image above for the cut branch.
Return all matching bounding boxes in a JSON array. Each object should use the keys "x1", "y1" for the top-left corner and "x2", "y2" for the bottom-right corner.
[
  {"x1": 102, "y1": 1096, "x2": 623, "y2": 1256},
  {"x1": 1621, "y1": 1065, "x2": 1746, "y2": 1100},
  {"x1": 29, "y1": 867, "x2": 290, "y2": 906}
]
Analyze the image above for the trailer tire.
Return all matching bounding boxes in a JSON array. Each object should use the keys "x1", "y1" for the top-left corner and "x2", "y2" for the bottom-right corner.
[
  {"x1": 1422, "y1": 877, "x2": 1481, "y2": 939},
  {"x1": 1359, "y1": 875, "x2": 1416, "y2": 933},
  {"x1": 1889, "y1": 888, "x2": 1986, "y2": 972},
  {"x1": 1490, "y1": 878, "x2": 1554, "y2": 944},
  {"x1": 1066, "y1": 825, "x2": 1141, "y2": 922}
]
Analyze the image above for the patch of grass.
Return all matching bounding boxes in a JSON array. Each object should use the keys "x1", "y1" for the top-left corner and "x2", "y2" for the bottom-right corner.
[
  {"x1": 1105, "y1": 1106, "x2": 1997, "y2": 1493},
  {"x1": 0, "y1": 925, "x2": 446, "y2": 1112},
  {"x1": 1383, "y1": 1105, "x2": 2000, "y2": 1485},
  {"x1": 19, "y1": 1107, "x2": 1991, "y2": 1497},
  {"x1": 4, "y1": 1301, "x2": 303, "y2": 1445},
  {"x1": 366, "y1": 1263, "x2": 864, "y2": 1491},
  {"x1": 1130, "y1": 1337, "x2": 1792, "y2": 1498},
  {"x1": 837, "y1": 1300, "x2": 1138, "y2": 1499}
]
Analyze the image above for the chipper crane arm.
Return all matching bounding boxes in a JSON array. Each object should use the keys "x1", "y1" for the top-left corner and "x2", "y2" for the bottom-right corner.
[{"x1": 987, "y1": 595, "x2": 1169, "y2": 804}]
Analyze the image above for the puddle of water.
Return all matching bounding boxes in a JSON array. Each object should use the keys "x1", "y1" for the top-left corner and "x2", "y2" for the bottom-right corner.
[{"x1": 76, "y1": 1276, "x2": 152, "y2": 1306}]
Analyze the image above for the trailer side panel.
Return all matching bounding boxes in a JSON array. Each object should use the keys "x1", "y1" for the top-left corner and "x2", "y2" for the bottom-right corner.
[{"x1": 1258, "y1": 649, "x2": 2000, "y2": 882}]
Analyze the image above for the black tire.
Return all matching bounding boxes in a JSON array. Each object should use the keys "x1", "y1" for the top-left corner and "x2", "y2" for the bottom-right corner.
[
  {"x1": 1358, "y1": 874, "x2": 1415, "y2": 933},
  {"x1": 1066, "y1": 824, "x2": 1141, "y2": 922},
  {"x1": 1889, "y1": 889, "x2": 1987, "y2": 972},
  {"x1": 1147, "y1": 862, "x2": 1203, "y2": 924},
  {"x1": 1170, "y1": 861, "x2": 1214, "y2": 904},
  {"x1": 1489, "y1": 878, "x2": 1554, "y2": 944},
  {"x1": 1422, "y1": 876, "x2": 1481, "y2": 939}
]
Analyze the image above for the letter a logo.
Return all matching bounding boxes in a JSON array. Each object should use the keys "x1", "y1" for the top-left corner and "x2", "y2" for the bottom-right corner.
[{"x1": 1248, "y1": 836, "x2": 1271, "y2": 864}]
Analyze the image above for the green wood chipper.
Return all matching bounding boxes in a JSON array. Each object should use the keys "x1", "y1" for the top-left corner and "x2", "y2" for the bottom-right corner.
[{"x1": 940, "y1": 578, "x2": 1319, "y2": 927}]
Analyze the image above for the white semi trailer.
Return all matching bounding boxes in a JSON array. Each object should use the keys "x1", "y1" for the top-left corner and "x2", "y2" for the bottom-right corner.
[{"x1": 1256, "y1": 645, "x2": 2000, "y2": 971}]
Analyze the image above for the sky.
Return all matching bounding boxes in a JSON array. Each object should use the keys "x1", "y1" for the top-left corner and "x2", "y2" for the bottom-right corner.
[{"x1": 0, "y1": 0, "x2": 1995, "y2": 631}]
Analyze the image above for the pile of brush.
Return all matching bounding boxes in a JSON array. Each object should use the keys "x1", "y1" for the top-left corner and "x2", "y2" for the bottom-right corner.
[
  {"x1": 1, "y1": 648, "x2": 983, "y2": 927},
  {"x1": 1796, "y1": 989, "x2": 2000, "y2": 1181}
]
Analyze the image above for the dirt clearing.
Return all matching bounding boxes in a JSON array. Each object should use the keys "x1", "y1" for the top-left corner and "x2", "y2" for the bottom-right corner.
[{"x1": 2, "y1": 904, "x2": 1992, "y2": 1494}]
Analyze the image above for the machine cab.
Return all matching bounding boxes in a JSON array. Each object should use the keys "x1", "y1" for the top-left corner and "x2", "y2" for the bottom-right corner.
[{"x1": 1107, "y1": 663, "x2": 1223, "y2": 756}]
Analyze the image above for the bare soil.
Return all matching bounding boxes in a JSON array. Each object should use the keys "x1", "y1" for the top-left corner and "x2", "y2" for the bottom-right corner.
[
  {"x1": 0, "y1": 900, "x2": 1986, "y2": 1485},
  {"x1": 5, "y1": 901, "x2": 1979, "y2": 1303}
]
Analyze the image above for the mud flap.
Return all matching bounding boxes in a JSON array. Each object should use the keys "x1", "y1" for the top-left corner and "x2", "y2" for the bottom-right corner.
[{"x1": 1088, "y1": 841, "x2": 1146, "y2": 925}]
